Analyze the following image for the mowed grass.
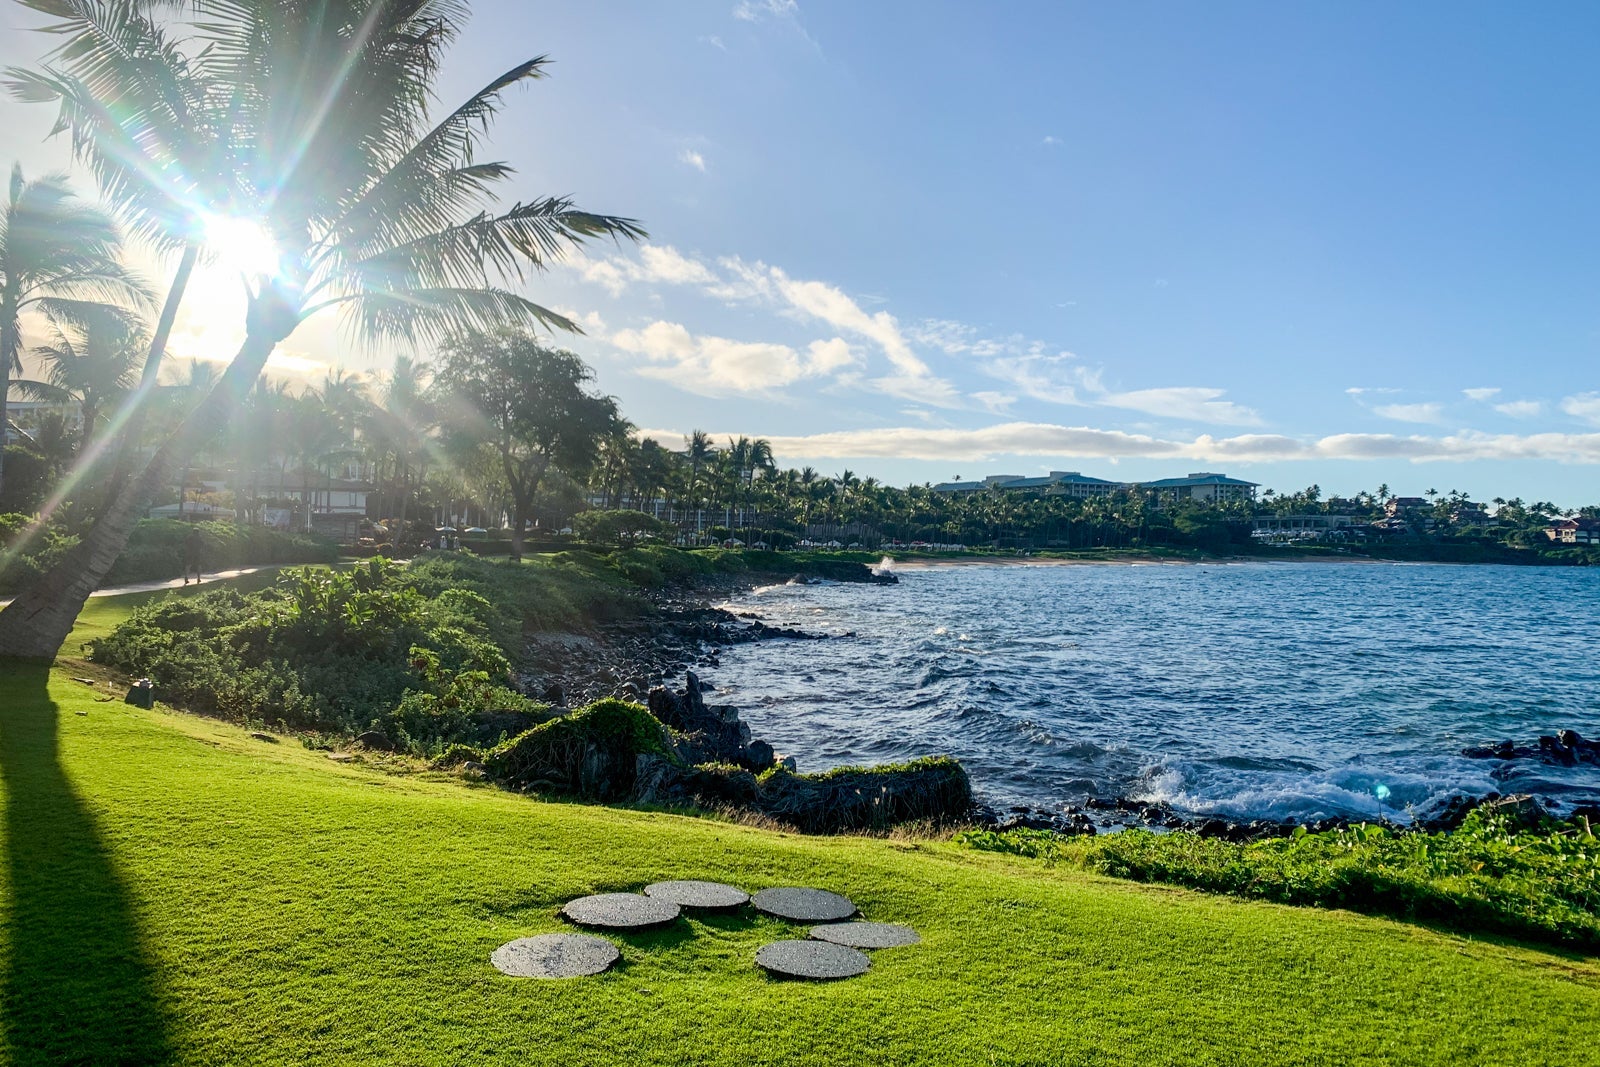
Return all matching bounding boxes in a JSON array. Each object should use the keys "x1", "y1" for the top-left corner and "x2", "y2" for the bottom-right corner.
[{"x1": 0, "y1": 586, "x2": 1596, "y2": 1066}]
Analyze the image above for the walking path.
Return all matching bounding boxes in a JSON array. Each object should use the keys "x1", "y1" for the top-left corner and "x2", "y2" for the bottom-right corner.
[{"x1": 0, "y1": 566, "x2": 276, "y2": 608}]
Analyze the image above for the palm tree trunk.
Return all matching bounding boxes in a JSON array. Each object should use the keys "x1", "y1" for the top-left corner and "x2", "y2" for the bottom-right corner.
[
  {"x1": 103, "y1": 244, "x2": 199, "y2": 504},
  {"x1": 0, "y1": 327, "x2": 276, "y2": 660},
  {"x1": 0, "y1": 293, "x2": 18, "y2": 499}
]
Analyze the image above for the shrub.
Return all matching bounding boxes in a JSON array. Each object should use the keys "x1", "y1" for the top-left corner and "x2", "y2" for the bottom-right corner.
[
  {"x1": 957, "y1": 811, "x2": 1600, "y2": 951},
  {"x1": 756, "y1": 756, "x2": 973, "y2": 833},
  {"x1": 484, "y1": 699, "x2": 667, "y2": 798}
]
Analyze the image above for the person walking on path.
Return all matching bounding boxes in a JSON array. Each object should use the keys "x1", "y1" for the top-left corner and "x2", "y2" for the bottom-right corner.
[{"x1": 182, "y1": 526, "x2": 206, "y2": 585}]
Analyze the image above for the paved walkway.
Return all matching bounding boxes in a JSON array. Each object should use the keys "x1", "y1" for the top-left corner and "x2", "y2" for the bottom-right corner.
[{"x1": 0, "y1": 566, "x2": 276, "y2": 608}]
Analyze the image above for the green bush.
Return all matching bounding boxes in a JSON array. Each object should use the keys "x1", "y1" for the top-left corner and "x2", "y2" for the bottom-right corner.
[
  {"x1": 89, "y1": 560, "x2": 520, "y2": 742},
  {"x1": 756, "y1": 756, "x2": 973, "y2": 833},
  {"x1": 958, "y1": 811, "x2": 1600, "y2": 950},
  {"x1": 484, "y1": 698, "x2": 667, "y2": 798}
]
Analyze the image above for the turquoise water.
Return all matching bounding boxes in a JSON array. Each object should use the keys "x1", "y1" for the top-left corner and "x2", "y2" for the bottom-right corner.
[{"x1": 711, "y1": 561, "x2": 1600, "y2": 821}]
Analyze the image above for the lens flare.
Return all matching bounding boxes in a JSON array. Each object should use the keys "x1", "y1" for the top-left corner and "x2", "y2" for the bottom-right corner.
[{"x1": 202, "y1": 214, "x2": 280, "y2": 280}]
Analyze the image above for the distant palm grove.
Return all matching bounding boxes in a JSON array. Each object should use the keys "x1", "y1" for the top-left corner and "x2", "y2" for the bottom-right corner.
[{"x1": 5, "y1": 325, "x2": 1597, "y2": 563}]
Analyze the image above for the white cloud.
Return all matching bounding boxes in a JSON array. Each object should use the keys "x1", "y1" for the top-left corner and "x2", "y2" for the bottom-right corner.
[
  {"x1": 632, "y1": 422, "x2": 1600, "y2": 465},
  {"x1": 1494, "y1": 400, "x2": 1542, "y2": 418},
  {"x1": 612, "y1": 321, "x2": 802, "y2": 396},
  {"x1": 981, "y1": 355, "x2": 1258, "y2": 426},
  {"x1": 1371, "y1": 402, "x2": 1444, "y2": 424},
  {"x1": 576, "y1": 244, "x2": 714, "y2": 296},
  {"x1": 733, "y1": 0, "x2": 797, "y2": 20},
  {"x1": 704, "y1": 34, "x2": 726, "y2": 50},
  {"x1": 1041, "y1": 135, "x2": 1061, "y2": 146},
  {"x1": 804, "y1": 337, "x2": 857, "y2": 374},
  {"x1": 1561, "y1": 392, "x2": 1600, "y2": 426},
  {"x1": 713, "y1": 257, "x2": 965, "y2": 407},
  {"x1": 1462, "y1": 387, "x2": 1501, "y2": 401},
  {"x1": 610, "y1": 321, "x2": 855, "y2": 396},
  {"x1": 1099, "y1": 387, "x2": 1261, "y2": 427},
  {"x1": 679, "y1": 149, "x2": 707, "y2": 172}
]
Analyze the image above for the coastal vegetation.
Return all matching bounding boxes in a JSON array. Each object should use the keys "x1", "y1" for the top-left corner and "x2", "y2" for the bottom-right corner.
[
  {"x1": 960, "y1": 810, "x2": 1600, "y2": 953},
  {"x1": 1, "y1": 620, "x2": 1595, "y2": 1064}
]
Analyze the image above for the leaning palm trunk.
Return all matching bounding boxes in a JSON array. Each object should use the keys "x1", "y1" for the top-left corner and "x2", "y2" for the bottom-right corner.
[{"x1": 0, "y1": 313, "x2": 282, "y2": 659}]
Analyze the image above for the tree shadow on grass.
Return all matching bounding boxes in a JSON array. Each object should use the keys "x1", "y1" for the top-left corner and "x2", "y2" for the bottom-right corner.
[{"x1": 0, "y1": 662, "x2": 171, "y2": 1065}]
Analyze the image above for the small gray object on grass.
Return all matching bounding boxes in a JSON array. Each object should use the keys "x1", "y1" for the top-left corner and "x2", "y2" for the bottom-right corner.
[
  {"x1": 491, "y1": 934, "x2": 618, "y2": 978},
  {"x1": 809, "y1": 921, "x2": 920, "y2": 949},
  {"x1": 643, "y1": 880, "x2": 750, "y2": 909},
  {"x1": 756, "y1": 940, "x2": 869, "y2": 980},
  {"x1": 562, "y1": 892, "x2": 681, "y2": 930},
  {"x1": 751, "y1": 887, "x2": 856, "y2": 922}
]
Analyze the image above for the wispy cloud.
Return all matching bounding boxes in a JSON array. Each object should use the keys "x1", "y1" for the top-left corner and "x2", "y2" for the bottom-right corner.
[
  {"x1": 633, "y1": 423, "x2": 1600, "y2": 466},
  {"x1": 1562, "y1": 392, "x2": 1600, "y2": 426},
  {"x1": 733, "y1": 0, "x2": 798, "y2": 21},
  {"x1": 576, "y1": 245, "x2": 1251, "y2": 422},
  {"x1": 1041, "y1": 135, "x2": 1061, "y2": 146},
  {"x1": 1371, "y1": 402, "x2": 1445, "y2": 424},
  {"x1": 1494, "y1": 399, "x2": 1542, "y2": 418},
  {"x1": 1100, "y1": 387, "x2": 1262, "y2": 426},
  {"x1": 1462, "y1": 387, "x2": 1501, "y2": 401},
  {"x1": 679, "y1": 149, "x2": 707, "y2": 172}
]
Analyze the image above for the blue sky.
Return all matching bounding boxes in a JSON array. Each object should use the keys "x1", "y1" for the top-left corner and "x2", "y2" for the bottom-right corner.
[{"x1": 4, "y1": 1, "x2": 1600, "y2": 504}]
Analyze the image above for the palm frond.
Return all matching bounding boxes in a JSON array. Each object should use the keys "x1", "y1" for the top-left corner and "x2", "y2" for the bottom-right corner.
[{"x1": 322, "y1": 285, "x2": 579, "y2": 347}]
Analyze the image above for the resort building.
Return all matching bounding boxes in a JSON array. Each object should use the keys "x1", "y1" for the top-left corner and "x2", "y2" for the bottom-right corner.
[
  {"x1": 1545, "y1": 517, "x2": 1600, "y2": 545},
  {"x1": 1137, "y1": 472, "x2": 1259, "y2": 504},
  {"x1": 3, "y1": 399, "x2": 84, "y2": 445},
  {"x1": 931, "y1": 471, "x2": 1124, "y2": 497},
  {"x1": 1250, "y1": 514, "x2": 1367, "y2": 541}
]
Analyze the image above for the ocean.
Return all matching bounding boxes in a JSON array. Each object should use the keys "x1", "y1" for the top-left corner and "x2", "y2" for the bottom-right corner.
[{"x1": 708, "y1": 560, "x2": 1600, "y2": 822}]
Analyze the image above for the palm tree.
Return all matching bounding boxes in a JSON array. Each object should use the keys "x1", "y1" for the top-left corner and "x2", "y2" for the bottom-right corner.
[
  {"x1": 0, "y1": 164, "x2": 145, "y2": 493},
  {"x1": 12, "y1": 304, "x2": 145, "y2": 450},
  {"x1": 0, "y1": 0, "x2": 642, "y2": 657}
]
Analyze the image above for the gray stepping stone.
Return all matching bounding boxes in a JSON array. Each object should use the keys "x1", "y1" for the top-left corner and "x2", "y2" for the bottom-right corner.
[
  {"x1": 561, "y1": 892, "x2": 680, "y2": 930},
  {"x1": 809, "y1": 921, "x2": 920, "y2": 949},
  {"x1": 756, "y1": 939, "x2": 870, "y2": 980},
  {"x1": 491, "y1": 934, "x2": 618, "y2": 978},
  {"x1": 644, "y1": 880, "x2": 750, "y2": 909},
  {"x1": 751, "y1": 887, "x2": 856, "y2": 922}
]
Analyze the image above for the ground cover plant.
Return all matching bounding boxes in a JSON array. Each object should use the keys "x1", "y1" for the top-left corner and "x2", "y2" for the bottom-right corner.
[
  {"x1": 0, "y1": 591, "x2": 1596, "y2": 1066},
  {"x1": 958, "y1": 815, "x2": 1600, "y2": 952}
]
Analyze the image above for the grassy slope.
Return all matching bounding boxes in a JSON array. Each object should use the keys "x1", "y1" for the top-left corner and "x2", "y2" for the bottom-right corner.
[{"x1": 0, "y1": 586, "x2": 1596, "y2": 1066}]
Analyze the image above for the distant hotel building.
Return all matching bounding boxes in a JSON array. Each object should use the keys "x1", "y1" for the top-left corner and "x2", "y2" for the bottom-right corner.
[
  {"x1": 1137, "y1": 472, "x2": 1258, "y2": 504},
  {"x1": 931, "y1": 471, "x2": 1122, "y2": 498},
  {"x1": 933, "y1": 470, "x2": 1258, "y2": 504}
]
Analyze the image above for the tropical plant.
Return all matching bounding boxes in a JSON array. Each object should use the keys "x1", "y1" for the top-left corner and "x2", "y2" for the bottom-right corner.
[
  {"x1": 12, "y1": 303, "x2": 146, "y2": 450},
  {"x1": 0, "y1": 164, "x2": 146, "y2": 492},
  {"x1": 432, "y1": 330, "x2": 622, "y2": 559},
  {"x1": 0, "y1": 0, "x2": 642, "y2": 658}
]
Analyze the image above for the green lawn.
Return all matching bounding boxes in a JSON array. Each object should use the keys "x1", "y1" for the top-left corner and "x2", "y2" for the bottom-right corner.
[{"x1": 1, "y1": 585, "x2": 1596, "y2": 1065}]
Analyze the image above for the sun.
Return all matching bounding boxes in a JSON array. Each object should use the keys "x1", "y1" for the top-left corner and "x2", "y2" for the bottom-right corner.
[{"x1": 202, "y1": 214, "x2": 281, "y2": 280}]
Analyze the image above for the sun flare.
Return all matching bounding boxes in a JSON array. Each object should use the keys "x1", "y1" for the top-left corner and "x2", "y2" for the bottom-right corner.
[{"x1": 202, "y1": 214, "x2": 281, "y2": 280}]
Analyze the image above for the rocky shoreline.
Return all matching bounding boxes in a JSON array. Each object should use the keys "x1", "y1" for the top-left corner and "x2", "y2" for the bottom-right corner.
[{"x1": 515, "y1": 564, "x2": 1597, "y2": 840}]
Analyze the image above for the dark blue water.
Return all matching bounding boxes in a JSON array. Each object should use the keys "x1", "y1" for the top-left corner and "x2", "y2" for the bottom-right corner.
[{"x1": 708, "y1": 561, "x2": 1600, "y2": 822}]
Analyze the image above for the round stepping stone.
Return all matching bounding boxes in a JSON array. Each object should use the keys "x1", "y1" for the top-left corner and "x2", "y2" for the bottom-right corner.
[
  {"x1": 756, "y1": 939, "x2": 870, "y2": 980},
  {"x1": 491, "y1": 934, "x2": 618, "y2": 978},
  {"x1": 561, "y1": 892, "x2": 680, "y2": 930},
  {"x1": 751, "y1": 887, "x2": 856, "y2": 923},
  {"x1": 809, "y1": 921, "x2": 921, "y2": 949},
  {"x1": 643, "y1": 880, "x2": 750, "y2": 909}
]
